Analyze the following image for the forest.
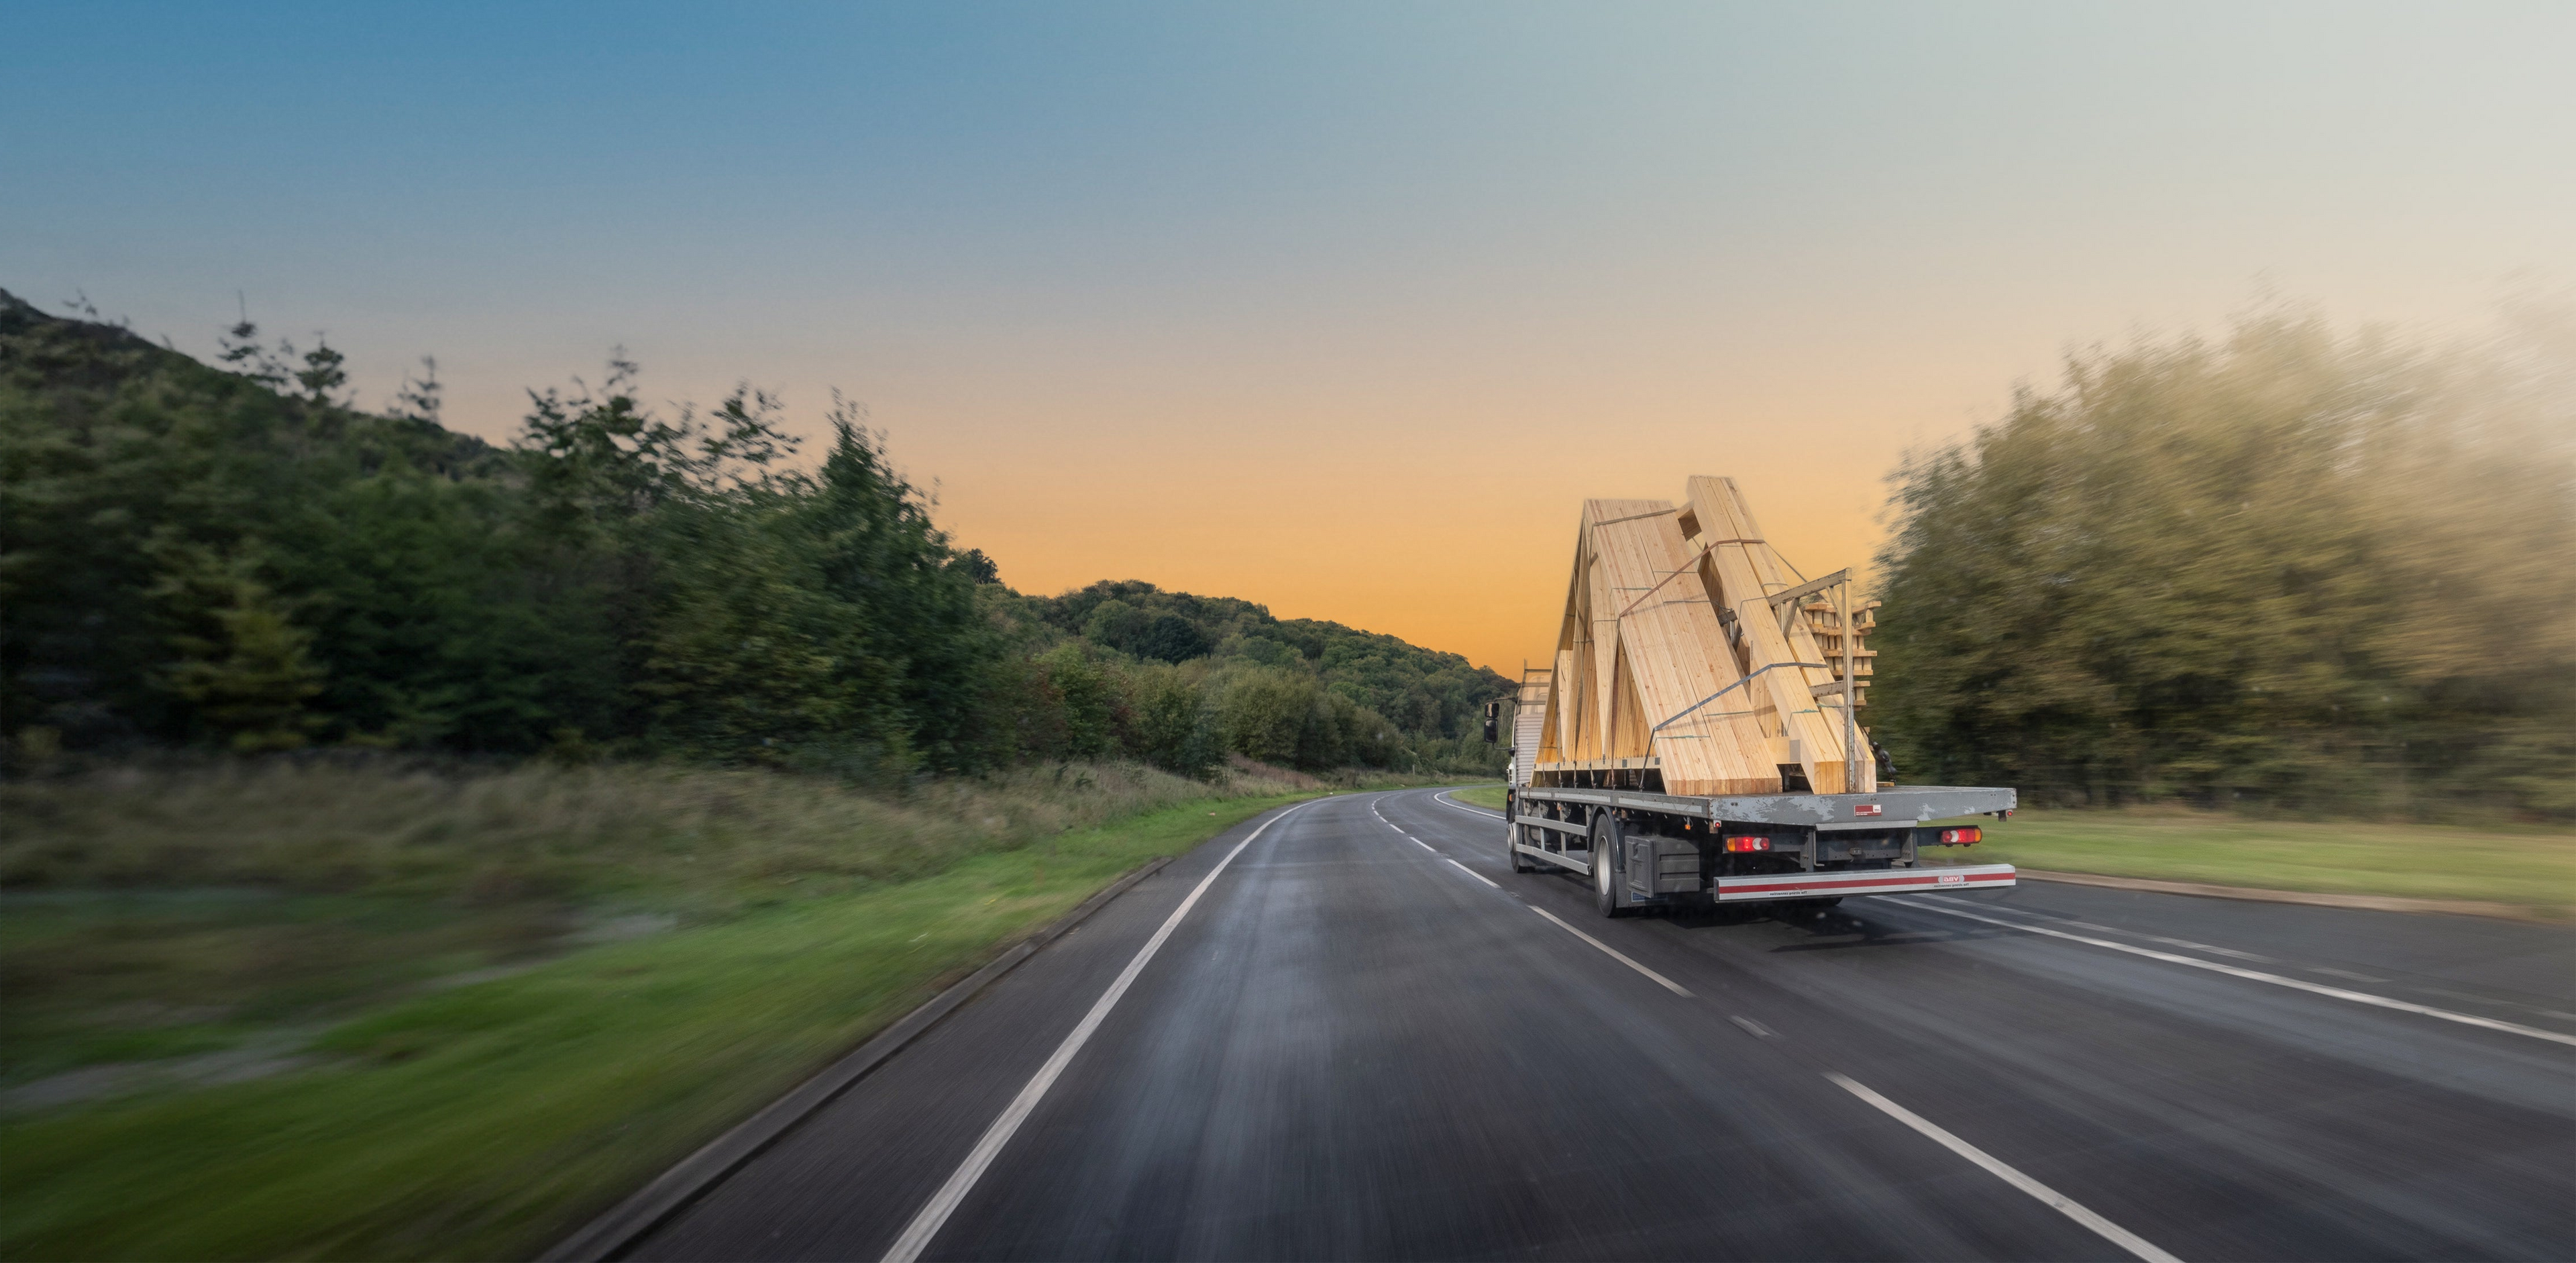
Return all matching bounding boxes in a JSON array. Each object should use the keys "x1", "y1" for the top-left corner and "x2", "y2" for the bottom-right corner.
[
  {"x1": 1871, "y1": 306, "x2": 2575, "y2": 819},
  {"x1": 0, "y1": 290, "x2": 1510, "y2": 780}
]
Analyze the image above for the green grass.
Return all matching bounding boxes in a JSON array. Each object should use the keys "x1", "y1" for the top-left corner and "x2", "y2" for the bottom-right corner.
[
  {"x1": 1449, "y1": 785, "x2": 1508, "y2": 811},
  {"x1": 0, "y1": 760, "x2": 1311, "y2": 1099},
  {"x1": 0, "y1": 760, "x2": 1317, "y2": 1261},
  {"x1": 1941, "y1": 808, "x2": 2576, "y2": 917}
]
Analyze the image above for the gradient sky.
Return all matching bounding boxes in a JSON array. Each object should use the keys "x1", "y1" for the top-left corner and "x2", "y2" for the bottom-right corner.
[{"x1": 7, "y1": 2, "x2": 2570, "y2": 672}]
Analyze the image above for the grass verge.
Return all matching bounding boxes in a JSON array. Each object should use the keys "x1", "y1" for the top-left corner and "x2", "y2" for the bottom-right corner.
[
  {"x1": 1448, "y1": 785, "x2": 1508, "y2": 811},
  {"x1": 1947, "y1": 809, "x2": 2575, "y2": 917},
  {"x1": 1, "y1": 760, "x2": 1314, "y2": 1260}
]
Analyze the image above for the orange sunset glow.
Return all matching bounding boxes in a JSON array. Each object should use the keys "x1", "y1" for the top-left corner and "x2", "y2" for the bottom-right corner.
[{"x1": 11, "y1": 6, "x2": 2566, "y2": 672}]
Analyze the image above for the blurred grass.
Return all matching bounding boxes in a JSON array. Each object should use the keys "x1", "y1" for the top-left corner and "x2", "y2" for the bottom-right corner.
[
  {"x1": 1449, "y1": 785, "x2": 1508, "y2": 811},
  {"x1": 1, "y1": 758, "x2": 1293, "y2": 904},
  {"x1": 1952, "y1": 808, "x2": 2576, "y2": 917},
  {"x1": 0, "y1": 759, "x2": 1316, "y2": 1260}
]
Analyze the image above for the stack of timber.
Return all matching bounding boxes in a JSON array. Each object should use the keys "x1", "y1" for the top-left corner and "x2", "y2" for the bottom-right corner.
[
  {"x1": 1800, "y1": 595, "x2": 1878, "y2": 709},
  {"x1": 1532, "y1": 476, "x2": 1877, "y2": 796}
]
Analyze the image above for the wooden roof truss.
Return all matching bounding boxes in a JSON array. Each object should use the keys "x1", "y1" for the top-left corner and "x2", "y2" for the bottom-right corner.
[{"x1": 1535, "y1": 476, "x2": 1878, "y2": 797}]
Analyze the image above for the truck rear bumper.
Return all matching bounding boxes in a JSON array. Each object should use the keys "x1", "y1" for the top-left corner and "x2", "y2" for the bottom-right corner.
[{"x1": 1714, "y1": 864, "x2": 2017, "y2": 902}]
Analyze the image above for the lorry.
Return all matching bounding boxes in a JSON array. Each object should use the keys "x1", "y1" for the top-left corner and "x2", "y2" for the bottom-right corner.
[{"x1": 1484, "y1": 476, "x2": 2017, "y2": 917}]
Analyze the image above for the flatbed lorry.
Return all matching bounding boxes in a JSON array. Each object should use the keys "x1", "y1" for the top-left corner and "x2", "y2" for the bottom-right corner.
[{"x1": 1489, "y1": 476, "x2": 2019, "y2": 916}]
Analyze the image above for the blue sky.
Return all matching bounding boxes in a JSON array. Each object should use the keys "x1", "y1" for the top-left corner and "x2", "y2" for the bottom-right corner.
[{"x1": 7, "y1": 1, "x2": 2569, "y2": 666}]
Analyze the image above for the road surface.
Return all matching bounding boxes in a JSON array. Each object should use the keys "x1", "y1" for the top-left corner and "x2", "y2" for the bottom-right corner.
[{"x1": 627, "y1": 789, "x2": 2575, "y2": 1261}]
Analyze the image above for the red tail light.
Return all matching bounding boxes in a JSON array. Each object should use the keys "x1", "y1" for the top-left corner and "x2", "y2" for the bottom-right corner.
[
  {"x1": 1939, "y1": 827, "x2": 1982, "y2": 845},
  {"x1": 1723, "y1": 836, "x2": 1770, "y2": 852}
]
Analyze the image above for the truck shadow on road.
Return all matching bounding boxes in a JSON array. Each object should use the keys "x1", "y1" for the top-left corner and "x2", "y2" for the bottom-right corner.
[{"x1": 1656, "y1": 901, "x2": 2011, "y2": 952}]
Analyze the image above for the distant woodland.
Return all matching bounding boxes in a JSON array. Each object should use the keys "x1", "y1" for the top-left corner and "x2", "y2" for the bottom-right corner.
[
  {"x1": 7, "y1": 290, "x2": 2569, "y2": 817},
  {"x1": 0, "y1": 290, "x2": 1509, "y2": 778},
  {"x1": 1872, "y1": 307, "x2": 2575, "y2": 819}
]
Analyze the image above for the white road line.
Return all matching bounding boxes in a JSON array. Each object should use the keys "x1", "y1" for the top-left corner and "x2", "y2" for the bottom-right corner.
[
  {"x1": 1730, "y1": 1015, "x2": 1776, "y2": 1039},
  {"x1": 1434, "y1": 790, "x2": 1505, "y2": 818},
  {"x1": 1825, "y1": 1072, "x2": 2182, "y2": 1263},
  {"x1": 1372, "y1": 796, "x2": 1443, "y2": 857},
  {"x1": 1926, "y1": 898, "x2": 2277, "y2": 963},
  {"x1": 1529, "y1": 906, "x2": 1692, "y2": 997},
  {"x1": 2310, "y1": 966, "x2": 2387, "y2": 984},
  {"x1": 2068, "y1": 923, "x2": 2275, "y2": 962},
  {"x1": 1886, "y1": 895, "x2": 2576, "y2": 1048},
  {"x1": 1445, "y1": 857, "x2": 1500, "y2": 889},
  {"x1": 2127, "y1": 932, "x2": 2271, "y2": 962},
  {"x1": 880, "y1": 802, "x2": 1314, "y2": 1263}
]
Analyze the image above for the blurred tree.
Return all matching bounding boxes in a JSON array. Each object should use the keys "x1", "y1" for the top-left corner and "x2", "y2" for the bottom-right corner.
[{"x1": 1873, "y1": 307, "x2": 2576, "y2": 818}]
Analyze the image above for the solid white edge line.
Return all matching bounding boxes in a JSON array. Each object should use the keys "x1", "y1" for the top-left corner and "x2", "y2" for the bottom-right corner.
[
  {"x1": 1434, "y1": 790, "x2": 1505, "y2": 818},
  {"x1": 1444, "y1": 856, "x2": 1500, "y2": 889},
  {"x1": 879, "y1": 801, "x2": 1316, "y2": 1263},
  {"x1": 1922, "y1": 896, "x2": 2276, "y2": 962},
  {"x1": 1825, "y1": 1072, "x2": 2182, "y2": 1263},
  {"x1": 1529, "y1": 905, "x2": 1692, "y2": 997},
  {"x1": 1883, "y1": 896, "x2": 2576, "y2": 1048}
]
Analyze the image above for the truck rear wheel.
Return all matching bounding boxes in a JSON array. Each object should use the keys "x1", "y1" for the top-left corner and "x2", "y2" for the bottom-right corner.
[{"x1": 1591, "y1": 816, "x2": 1627, "y2": 917}]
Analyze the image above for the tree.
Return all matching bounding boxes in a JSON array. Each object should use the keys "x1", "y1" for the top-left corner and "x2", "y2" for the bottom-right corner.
[
  {"x1": 150, "y1": 545, "x2": 326, "y2": 751},
  {"x1": 1872, "y1": 308, "x2": 2576, "y2": 817},
  {"x1": 1132, "y1": 614, "x2": 1211, "y2": 663}
]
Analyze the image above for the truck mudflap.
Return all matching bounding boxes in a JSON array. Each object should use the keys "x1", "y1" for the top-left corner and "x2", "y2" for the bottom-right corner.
[{"x1": 1714, "y1": 864, "x2": 2017, "y2": 902}]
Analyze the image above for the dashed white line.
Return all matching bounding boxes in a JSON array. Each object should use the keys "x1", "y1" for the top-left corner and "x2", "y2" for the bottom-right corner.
[
  {"x1": 1445, "y1": 857, "x2": 1500, "y2": 889},
  {"x1": 879, "y1": 801, "x2": 1313, "y2": 1262},
  {"x1": 2310, "y1": 966, "x2": 2387, "y2": 984},
  {"x1": 1825, "y1": 1073, "x2": 2182, "y2": 1263},
  {"x1": 1729, "y1": 1015, "x2": 1776, "y2": 1039},
  {"x1": 1409, "y1": 837, "x2": 1435, "y2": 853},
  {"x1": 1528, "y1": 906, "x2": 1692, "y2": 997},
  {"x1": 1886, "y1": 896, "x2": 2576, "y2": 1048}
]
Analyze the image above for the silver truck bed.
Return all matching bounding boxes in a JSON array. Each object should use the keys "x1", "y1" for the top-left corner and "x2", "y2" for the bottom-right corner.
[{"x1": 1511, "y1": 784, "x2": 2017, "y2": 827}]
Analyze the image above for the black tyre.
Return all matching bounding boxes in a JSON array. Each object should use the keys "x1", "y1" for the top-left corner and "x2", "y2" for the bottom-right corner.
[
  {"x1": 1506, "y1": 821, "x2": 1536, "y2": 872},
  {"x1": 1591, "y1": 815, "x2": 1625, "y2": 917}
]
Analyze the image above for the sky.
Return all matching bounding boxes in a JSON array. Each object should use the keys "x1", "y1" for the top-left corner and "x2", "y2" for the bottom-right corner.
[{"x1": 6, "y1": 1, "x2": 2570, "y2": 672}]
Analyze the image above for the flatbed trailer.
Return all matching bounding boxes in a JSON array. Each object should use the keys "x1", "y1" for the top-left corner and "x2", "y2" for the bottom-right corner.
[
  {"x1": 1493, "y1": 473, "x2": 2023, "y2": 915},
  {"x1": 1503, "y1": 782, "x2": 2019, "y2": 916}
]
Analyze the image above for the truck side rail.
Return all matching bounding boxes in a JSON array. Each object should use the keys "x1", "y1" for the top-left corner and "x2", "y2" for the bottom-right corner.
[{"x1": 1513, "y1": 784, "x2": 2016, "y2": 826}]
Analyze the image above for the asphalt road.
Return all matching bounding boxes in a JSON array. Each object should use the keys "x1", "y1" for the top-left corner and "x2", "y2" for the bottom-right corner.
[{"x1": 627, "y1": 789, "x2": 2575, "y2": 1262}]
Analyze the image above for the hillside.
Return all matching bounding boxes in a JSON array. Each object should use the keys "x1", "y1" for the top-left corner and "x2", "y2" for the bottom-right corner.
[
  {"x1": 0, "y1": 289, "x2": 1508, "y2": 775},
  {"x1": 1024, "y1": 580, "x2": 1506, "y2": 744}
]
